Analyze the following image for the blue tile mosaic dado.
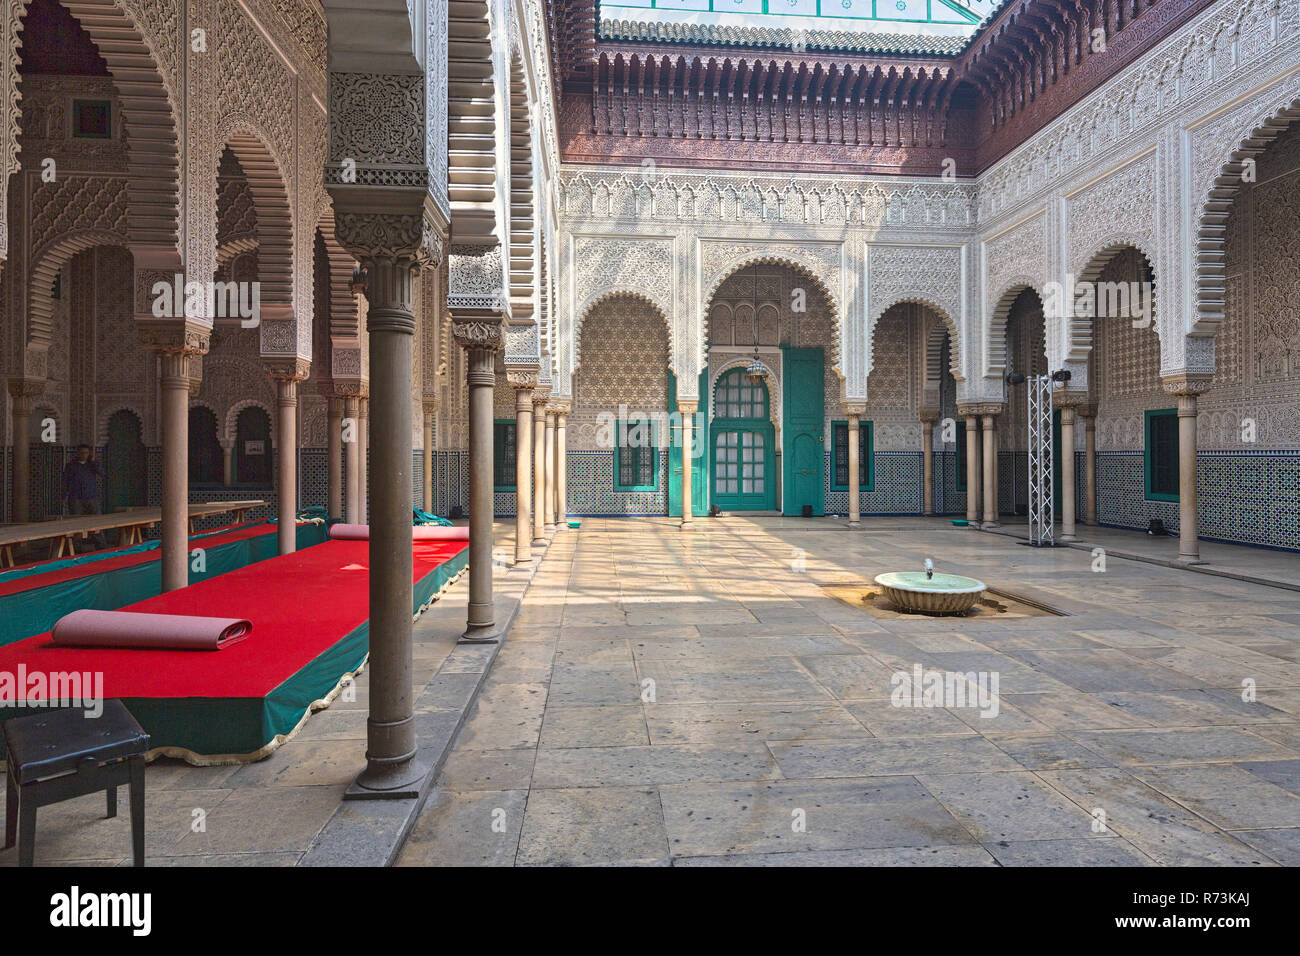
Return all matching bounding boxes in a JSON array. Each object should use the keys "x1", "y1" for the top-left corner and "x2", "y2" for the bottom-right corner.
[
  {"x1": 1096, "y1": 450, "x2": 1300, "y2": 551},
  {"x1": 824, "y1": 452, "x2": 923, "y2": 516},
  {"x1": 566, "y1": 449, "x2": 669, "y2": 515}
]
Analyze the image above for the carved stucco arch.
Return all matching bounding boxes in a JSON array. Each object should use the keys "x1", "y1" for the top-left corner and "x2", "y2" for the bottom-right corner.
[
  {"x1": 96, "y1": 405, "x2": 145, "y2": 447},
  {"x1": 218, "y1": 121, "x2": 295, "y2": 319},
  {"x1": 870, "y1": 296, "x2": 963, "y2": 384},
  {"x1": 224, "y1": 398, "x2": 275, "y2": 448},
  {"x1": 985, "y1": 278, "x2": 1042, "y2": 379},
  {"x1": 1194, "y1": 91, "x2": 1300, "y2": 339},
  {"x1": 9, "y1": 0, "x2": 182, "y2": 263},
  {"x1": 573, "y1": 291, "x2": 673, "y2": 382},
  {"x1": 216, "y1": 235, "x2": 258, "y2": 273},
  {"x1": 1068, "y1": 241, "x2": 1160, "y2": 362},
  {"x1": 701, "y1": 250, "x2": 842, "y2": 379},
  {"x1": 27, "y1": 229, "x2": 128, "y2": 348}
]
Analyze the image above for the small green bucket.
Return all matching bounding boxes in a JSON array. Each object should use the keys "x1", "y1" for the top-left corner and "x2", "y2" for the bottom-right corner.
[
  {"x1": 567, "y1": 520, "x2": 581, "y2": 529},
  {"x1": 951, "y1": 519, "x2": 969, "y2": 527}
]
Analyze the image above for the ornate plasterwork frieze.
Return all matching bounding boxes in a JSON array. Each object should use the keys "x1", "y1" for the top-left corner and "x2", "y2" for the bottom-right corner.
[
  {"x1": 505, "y1": 322, "x2": 540, "y2": 365},
  {"x1": 448, "y1": 244, "x2": 508, "y2": 313},
  {"x1": 326, "y1": 72, "x2": 429, "y2": 189},
  {"x1": 558, "y1": 170, "x2": 976, "y2": 234}
]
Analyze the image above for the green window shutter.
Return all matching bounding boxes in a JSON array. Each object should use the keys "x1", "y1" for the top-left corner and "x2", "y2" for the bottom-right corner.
[
  {"x1": 1145, "y1": 409, "x2": 1179, "y2": 500},
  {"x1": 860, "y1": 421, "x2": 874, "y2": 491},
  {"x1": 614, "y1": 419, "x2": 658, "y2": 491},
  {"x1": 832, "y1": 421, "x2": 849, "y2": 488},
  {"x1": 493, "y1": 420, "x2": 516, "y2": 490}
]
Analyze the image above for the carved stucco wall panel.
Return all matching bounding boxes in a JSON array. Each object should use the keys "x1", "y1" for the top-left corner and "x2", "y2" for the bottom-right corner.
[{"x1": 865, "y1": 243, "x2": 964, "y2": 387}]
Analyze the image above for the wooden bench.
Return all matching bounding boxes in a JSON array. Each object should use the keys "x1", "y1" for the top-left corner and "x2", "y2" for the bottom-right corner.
[
  {"x1": 3, "y1": 699, "x2": 150, "y2": 867},
  {"x1": 0, "y1": 500, "x2": 267, "y2": 567}
]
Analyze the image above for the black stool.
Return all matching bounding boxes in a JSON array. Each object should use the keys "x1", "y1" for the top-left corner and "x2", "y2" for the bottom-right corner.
[{"x1": 3, "y1": 700, "x2": 149, "y2": 867}]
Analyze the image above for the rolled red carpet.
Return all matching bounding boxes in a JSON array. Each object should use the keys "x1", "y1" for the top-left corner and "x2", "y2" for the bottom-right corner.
[
  {"x1": 329, "y1": 523, "x2": 469, "y2": 541},
  {"x1": 52, "y1": 608, "x2": 252, "y2": 650}
]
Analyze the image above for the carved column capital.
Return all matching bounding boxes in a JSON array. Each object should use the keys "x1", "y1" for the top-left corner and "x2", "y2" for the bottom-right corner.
[
  {"x1": 1160, "y1": 373, "x2": 1214, "y2": 398},
  {"x1": 137, "y1": 319, "x2": 211, "y2": 357},
  {"x1": 506, "y1": 367, "x2": 540, "y2": 389},
  {"x1": 265, "y1": 358, "x2": 312, "y2": 383},
  {"x1": 842, "y1": 402, "x2": 868, "y2": 418},
  {"x1": 919, "y1": 408, "x2": 941, "y2": 424},
  {"x1": 958, "y1": 403, "x2": 1005, "y2": 417},
  {"x1": 6, "y1": 378, "x2": 45, "y2": 401},
  {"x1": 1052, "y1": 388, "x2": 1090, "y2": 409},
  {"x1": 453, "y1": 319, "x2": 505, "y2": 353},
  {"x1": 333, "y1": 208, "x2": 443, "y2": 272}
]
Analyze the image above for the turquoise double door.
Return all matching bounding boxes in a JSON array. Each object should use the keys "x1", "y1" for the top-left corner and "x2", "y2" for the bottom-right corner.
[{"x1": 667, "y1": 348, "x2": 825, "y2": 516}]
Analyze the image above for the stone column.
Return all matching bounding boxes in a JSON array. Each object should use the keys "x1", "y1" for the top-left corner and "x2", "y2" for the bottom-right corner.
[
  {"x1": 680, "y1": 400, "x2": 697, "y2": 530},
  {"x1": 1163, "y1": 375, "x2": 1211, "y2": 563},
  {"x1": 509, "y1": 372, "x2": 537, "y2": 565},
  {"x1": 920, "y1": 411, "x2": 938, "y2": 517},
  {"x1": 844, "y1": 405, "x2": 865, "y2": 528},
  {"x1": 960, "y1": 409, "x2": 980, "y2": 526},
  {"x1": 454, "y1": 315, "x2": 505, "y2": 642},
  {"x1": 140, "y1": 324, "x2": 209, "y2": 592},
  {"x1": 422, "y1": 401, "x2": 435, "y2": 514},
  {"x1": 981, "y1": 412, "x2": 999, "y2": 529},
  {"x1": 326, "y1": 395, "x2": 343, "y2": 519},
  {"x1": 543, "y1": 410, "x2": 556, "y2": 532},
  {"x1": 269, "y1": 362, "x2": 309, "y2": 555},
  {"x1": 220, "y1": 439, "x2": 234, "y2": 488},
  {"x1": 554, "y1": 403, "x2": 569, "y2": 527},
  {"x1": 1082, "y1": 407, "x2": 1098, "y2": 525},
  {"x1": 343, "y1": 394, "x2": 362, "y2": 523},
  {"x1": 357, "y1": 397, "x2": 368, "y2": 523},
  {"x1": 353, "y1": 250, "x2": 425, "y2": 795},
  {"x1": 531, "y1": 390, "x2": 548, "y2": 546},
  {"x1": 6, "y1": 380, "x2": 41, "y2": 523}
]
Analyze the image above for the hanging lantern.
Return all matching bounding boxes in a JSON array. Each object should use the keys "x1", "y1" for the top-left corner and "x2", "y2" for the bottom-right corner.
[{"x1": 745, "y1": 352, "x2": 768, "y2": 385}]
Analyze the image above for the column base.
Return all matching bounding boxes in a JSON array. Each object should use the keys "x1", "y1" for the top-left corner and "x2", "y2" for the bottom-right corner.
[
  {"x1": 679, "y1": 519, "x2": 695, "y2": 531},
  {"x1": 1060, "y1": 532, "x2": 1078, "y2": 542},
  {"x1": 460, "y1": 618, "x2": 500, "y2": 644},
  {"x1": 544, "y1": 523, "x2": 556, "y2": 533},
  {"x1": 1176, "y1": 554, "x2": 1205, "y2": 566},
  {"x1": 345, "y1": 756, "x2": 428, "y2": 801},
  {"x1": 981, "y1": 521, "x2": 1001, "y2": 530},
  {"x1": 531, "y1": 536, "x2": 547, "y2": 548},
  {"x1": 847, "y1": 520, "x2": 861, "y2": 529}
]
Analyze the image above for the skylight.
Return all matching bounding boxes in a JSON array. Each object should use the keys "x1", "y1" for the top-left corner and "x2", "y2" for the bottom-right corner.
[{"x1": 600, "y1": 0, "x2": 1004, "y2": 43}]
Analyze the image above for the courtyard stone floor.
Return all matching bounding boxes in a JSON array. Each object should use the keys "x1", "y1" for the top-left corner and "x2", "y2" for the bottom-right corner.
[
  {"x1": 4, "y1": 516, "x2": 1300, "y2": 866},
  {"x1": 396, "y1": 516, "x2": 1300, "y2": 866}
]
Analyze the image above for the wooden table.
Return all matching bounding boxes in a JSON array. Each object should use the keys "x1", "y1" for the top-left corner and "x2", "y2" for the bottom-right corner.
[{"x1": 0, "y1": 500, "x2": 267, "y2": 568}]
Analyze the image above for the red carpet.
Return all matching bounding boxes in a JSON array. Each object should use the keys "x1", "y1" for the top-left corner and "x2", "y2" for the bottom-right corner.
[{"x1": 0, "y1": 538, "x2": 468, "y2": 699}]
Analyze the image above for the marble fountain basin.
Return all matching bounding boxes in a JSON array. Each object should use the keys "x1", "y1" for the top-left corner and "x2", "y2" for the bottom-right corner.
[{"x1": 873, "y1": 571, "x2": 986, "y2": 615}]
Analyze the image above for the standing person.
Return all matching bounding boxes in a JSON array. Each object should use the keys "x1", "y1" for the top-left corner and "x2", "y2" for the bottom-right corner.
[{"x1": 63, "y1": 444, "x2": 108, "y2": 549}]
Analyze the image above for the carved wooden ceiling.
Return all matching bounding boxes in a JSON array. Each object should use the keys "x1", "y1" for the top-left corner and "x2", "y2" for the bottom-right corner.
[{"x1": 546, "y1": 0, "x2": 1214, "y2": 175}]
